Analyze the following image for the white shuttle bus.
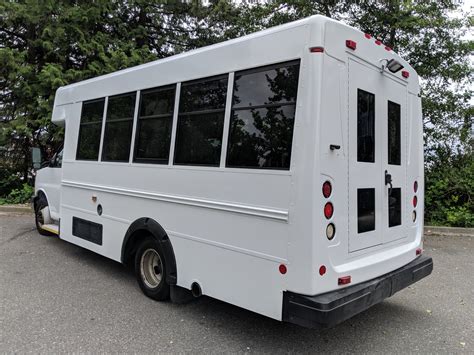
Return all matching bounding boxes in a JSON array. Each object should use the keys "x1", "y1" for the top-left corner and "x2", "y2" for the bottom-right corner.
[{"x1": 33, "y1": 15, "x2": 433, "y2": 328}]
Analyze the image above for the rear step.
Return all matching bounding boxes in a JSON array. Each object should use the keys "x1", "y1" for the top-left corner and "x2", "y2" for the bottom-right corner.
[{"x1": 41, "y1": 224, "x2": 59, "y2": 235}]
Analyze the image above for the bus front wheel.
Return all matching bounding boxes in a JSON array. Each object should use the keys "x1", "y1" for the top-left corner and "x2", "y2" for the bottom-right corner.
[
  {"x1": 134, "y1": 238, "x2": 170, "y2": 301},
  {"x1": 34, "y1": 194, "x2": 55, "y2": 237}
]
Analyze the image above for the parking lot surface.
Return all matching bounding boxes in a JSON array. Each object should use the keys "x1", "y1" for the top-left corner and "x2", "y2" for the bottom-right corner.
[{"x1": 1, "y1": 212, "x2": 472, "y2": 353}]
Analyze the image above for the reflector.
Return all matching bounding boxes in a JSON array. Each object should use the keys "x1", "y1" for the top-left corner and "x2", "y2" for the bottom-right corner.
[
  {"x1": 338, "y1": 276, "x2": 351, "y2": 285},
  {"x1": 310, "y1": 46, "x2": 324, "y2": 53},
  {"x1": 346, "y1": 40, "x2": 357, "y2": 50}
]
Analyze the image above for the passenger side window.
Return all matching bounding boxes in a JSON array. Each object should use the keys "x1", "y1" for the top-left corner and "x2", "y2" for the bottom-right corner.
[
  {"x1": 77, "y1": 99, "x2": 105, "y2": 160},
  {"x1": 226, "y1": 60, "x2": 300, "y2": 169},
  {"x1": 134, "y1": 86, "x2": 176, "y2": 164},
  {"x1": 174, "y1": 75, "x2": 228, "y2": 166},
  {"x1": 102, "y1": 92, "x2": 136, "y2": 162}
]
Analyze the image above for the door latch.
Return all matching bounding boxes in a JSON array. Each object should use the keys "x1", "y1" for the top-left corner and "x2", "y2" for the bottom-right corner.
[{"x1": 385, "y1": 170, "x2": 393, "y2": 196}]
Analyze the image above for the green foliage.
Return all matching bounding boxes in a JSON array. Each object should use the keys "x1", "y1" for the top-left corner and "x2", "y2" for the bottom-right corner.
[
  {"x1": 0, "y1": 0, "x2": 472, "y2": 226},
  {"x1": 425, "y1": 147, "x2": 474, "y2": 227},
  {"x1": 0, "y1": 167, "x2": 22, "y2": 197},
  {"x1": 0, "y1": 183, "x2": 34, "y2": 205}
]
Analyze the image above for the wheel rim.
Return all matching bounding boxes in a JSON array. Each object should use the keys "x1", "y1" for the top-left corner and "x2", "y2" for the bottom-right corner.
[
  {"x1": 140, "y1": 248, "x2": 163, "y2": 289},
  {"x1": 36, "y1": 206, "x2": 44, "y2": 227}
]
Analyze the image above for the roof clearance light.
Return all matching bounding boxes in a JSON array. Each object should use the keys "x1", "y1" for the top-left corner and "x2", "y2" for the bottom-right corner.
[
  {"x1": 346, "y1": 40, "x2": 357, "y2": 50},
  {"x1": 310, "y1": 46, "x2": 324, "y2": 53},
  {"x1": 402, "y1": 70, "x2": 410, "y2": 78},
  {"x1": 375, "y1": 39, "x2": 382, "y2": 45},
  {"x1": 386, "y1": 59, "x2": 404, "y2": 73},
  {"x1": 385, "y1": 46, "x2": 392, "y2": 51},
  {"x1": 365, "y1": 33, "x2": 372, "y2": 39}
]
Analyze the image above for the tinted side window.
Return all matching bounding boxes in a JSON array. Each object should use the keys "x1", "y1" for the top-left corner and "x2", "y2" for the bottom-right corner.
[
  {"x1": 77, "y1": 99, "x2": 105, "y2": 160},
  {"x1": 357, "y1": 89, "x2": 375, "y2": 163},
  {"x1": 227, "y1": 60, "x2": 300, "y2": 169},
  {"x1": 134, "y1": 86, "x2": 175, "y2": 164},
  {"x1": 174, "y1": 75, "x2": 228, "y2": 166},
  {"x1": 102, "y1": 92, "x2": 136, "y2": 162}
]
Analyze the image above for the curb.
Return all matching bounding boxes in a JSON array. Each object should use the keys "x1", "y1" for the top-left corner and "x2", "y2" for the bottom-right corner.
[
  {"x1": 0, "y1": 205, "x2": 33, "y2": 214},
  {"x1": 424, "y1": 226, "x2": 473, "y2": 237}
]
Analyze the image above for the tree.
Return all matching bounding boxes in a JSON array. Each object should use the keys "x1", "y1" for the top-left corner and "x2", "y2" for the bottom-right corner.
[
  {"x1": 229, "y1": 0, "x2": 473, "y2": 226},
  {"x1": 1, "y1": 0, "x2": 472, "y2": 225},
  {"x1": 0, "y1": 0, "x2": 233, "y2": 181}
]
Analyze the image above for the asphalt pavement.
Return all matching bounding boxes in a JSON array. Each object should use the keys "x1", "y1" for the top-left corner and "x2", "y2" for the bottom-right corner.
[{"x1": 0, "y1": 212, "x2": 472, "y2": 353}]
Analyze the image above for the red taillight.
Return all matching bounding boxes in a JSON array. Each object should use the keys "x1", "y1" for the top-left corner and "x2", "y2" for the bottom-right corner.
[
  {"x1": 416, "y1": 248, "x2": 423, "y2": 256},
  {"x1": 322, "y1": 181, "x2": 332, "y2": 198},
  {"x1": 413, "y1": 196, "x2": 418, "y2": 208},
  {"x1": 346, "y1": 40, "x2": 357, "y2": 50},
  {"x1": 365, "y1": 33, "x2": 372, "y2": 39},
  {"x1": 310, "y1": 46, "x2": 324, "y2": 53},
  {"x1": 338, "y1": 276, "x2": 351, "y2": 285},
  {"x1": 324, "y1": 202, "x2": 334, "y2": 219},
  {"x1": 319, "y1": 265, "x2": 327, "y2": 276},
  {"x1": 402, "y1": 70, "x2": 409, "y2": 78},
  {"x1": 279, "y1": 264, "x2": 287, "y2": 274},
  {"x1": 375, "y1": 39, "x2": 382, "y2": 45},
  {"x1": 414, "y1": 181, "x2": 418, "y2": 193}
]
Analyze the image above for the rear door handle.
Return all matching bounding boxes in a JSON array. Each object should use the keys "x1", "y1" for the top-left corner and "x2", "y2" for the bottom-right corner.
[{"x1": 385, "y1": 170, "x2": 393, "y2": 196}]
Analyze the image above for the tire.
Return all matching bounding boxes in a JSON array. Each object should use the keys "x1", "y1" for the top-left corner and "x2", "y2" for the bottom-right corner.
[
  {"x1": 134, "y1": 237, "x2": 170, "y2": 301},
  {"x1": 34, "y1": 194, "x2": 55, "y2": 236}
]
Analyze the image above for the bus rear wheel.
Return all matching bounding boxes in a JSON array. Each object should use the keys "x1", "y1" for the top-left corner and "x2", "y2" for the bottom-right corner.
[{"x1": 134, "y1": 238, "x2": 170, "y2": 301}]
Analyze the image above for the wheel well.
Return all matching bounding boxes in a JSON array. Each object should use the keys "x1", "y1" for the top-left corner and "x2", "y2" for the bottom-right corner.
[
  {"x1": 122, "y1": 229, "x2": 152, "y2": 266},
  {"x1": 122, "y1": 217, "x2": 177, "y2": 285},
  {"x1": 33, "y1": 190, "x2": 47, "y2": 207}
]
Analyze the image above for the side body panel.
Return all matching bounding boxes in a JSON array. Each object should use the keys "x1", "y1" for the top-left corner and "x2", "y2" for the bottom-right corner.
[{"x1": 57, "y1": 21, "x2": 317, "y2": 320}]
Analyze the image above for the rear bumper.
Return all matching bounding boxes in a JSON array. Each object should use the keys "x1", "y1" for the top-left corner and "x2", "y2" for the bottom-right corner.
[{"x1": 282, "y1": 255, "x2": 433, "y2": 328}]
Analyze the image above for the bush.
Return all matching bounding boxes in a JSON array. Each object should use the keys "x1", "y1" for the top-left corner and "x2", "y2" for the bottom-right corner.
[
  {"x1": 425, "y1": 149, "x2": 474, "y2": 228},
  {"x1": 0, "y1": 183, "x2": 34, "y2": 205},
  {"x1": 0, "y1": 168, "x2": 22, "y2": 198}
]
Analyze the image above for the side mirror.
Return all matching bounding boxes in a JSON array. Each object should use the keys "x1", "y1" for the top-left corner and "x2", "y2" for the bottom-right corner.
[{"x1": 32, "y1": 147, "x2": 42, "y2": 170}]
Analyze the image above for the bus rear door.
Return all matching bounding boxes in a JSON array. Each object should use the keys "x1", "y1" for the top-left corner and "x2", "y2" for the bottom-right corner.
[{"x1": 348, "y1": 57, "x2": 408, "y2": 252}]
